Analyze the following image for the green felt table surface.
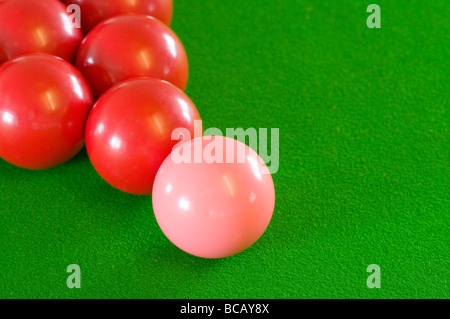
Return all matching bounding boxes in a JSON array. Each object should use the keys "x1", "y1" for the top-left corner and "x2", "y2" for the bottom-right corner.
[{"x1": 0, "y1": 0, "x2": 449, "y2": 299}]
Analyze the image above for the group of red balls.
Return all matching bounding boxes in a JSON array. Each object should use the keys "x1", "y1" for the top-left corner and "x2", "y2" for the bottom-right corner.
[{"x1": 0, "y1": 0, "x2": 275, "y2": 259}]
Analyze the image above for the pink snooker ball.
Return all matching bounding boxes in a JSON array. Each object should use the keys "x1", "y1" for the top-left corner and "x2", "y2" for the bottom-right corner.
[{"x1": 152, "y1": 136, "x2": 275, "y2": 259}]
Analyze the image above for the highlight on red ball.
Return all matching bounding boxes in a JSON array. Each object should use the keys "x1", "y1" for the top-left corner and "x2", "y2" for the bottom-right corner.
[
  {"x1": 0, "y1": 0, "x2": 83, "y2": 64},
  {"x1": 0, "y1": 54, "x2": 94, "y2": 169},
  {"x1": 85, "y1": 77, "x2": 201, "y2": 195},
  {"x1": 76, "y1": 14, "x2": 189, "y2": 98}
]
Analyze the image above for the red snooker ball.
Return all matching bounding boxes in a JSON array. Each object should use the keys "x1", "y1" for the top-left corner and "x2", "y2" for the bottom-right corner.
[
  {"x1": 85, "y1": 78, "x2": 201, "y2": 195},
  {"x1": 76, "y1": 15, "x2": 188, "y2": 98},
  {"x1": 65, "y1": 0, "x2": 173, "y2": 34},
  {"x1": 0, "y1": 0, "x2": 83, "y2": 65},
  {"x1": 0, "y1": 54, "x2": 94, "y2": 169}
]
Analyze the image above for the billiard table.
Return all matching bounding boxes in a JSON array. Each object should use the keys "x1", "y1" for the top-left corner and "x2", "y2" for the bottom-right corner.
[{"x1": 0, "y1": 0, "x2": 448, "y2": 299}]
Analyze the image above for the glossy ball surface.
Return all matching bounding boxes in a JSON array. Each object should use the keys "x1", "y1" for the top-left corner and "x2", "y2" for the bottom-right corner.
[
  {"x1": 85, "y1": 78, "x2": 201, "y2": 195},
  {"x1": 65, "y1": 0, "x2": 173, "y2": 33},
  {"x1": 0, "y1": 54, "x2": 94, "y2": 169},
  {"x1": 0, "y1": 0, "x2": 83, "y2": 64},
  {"x1": 76, "y1": 15, "x2": 188, "y2": 98},
  {"x1": 152, "y1": 136, "x2": 275, "y2": 258}
]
